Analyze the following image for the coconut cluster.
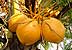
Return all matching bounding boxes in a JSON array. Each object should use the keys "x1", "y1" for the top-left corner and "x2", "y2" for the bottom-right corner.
[
  {"x1": 8, "y1": 1, "x2": 65, "y2": 45},
  {"x1": 8, "y1": 9, "x2": 65, "y2": 46}
]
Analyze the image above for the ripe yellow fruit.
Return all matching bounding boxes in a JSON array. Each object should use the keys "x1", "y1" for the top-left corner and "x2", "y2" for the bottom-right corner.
[
  {"x1": 42, "y1": 17, "x2": 65, "y2": 43},
  {"x1": 16, "y1": 20, "x2": 41, "y2": 45},
  {"x1": 8, "y1": 13, "x2": 28, "y2": 32}
]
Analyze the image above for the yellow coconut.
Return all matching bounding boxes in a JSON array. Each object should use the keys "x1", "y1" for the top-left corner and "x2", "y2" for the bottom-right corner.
[
  {"x1": 16, "y1": 20, "x2": 41, "y2": 45},
  {"x1": 8, "y1": 13, "x2": 28, "y2": 32},
  {"x1": 42, "y1": 17, "x2": 65, "y2": 43}
]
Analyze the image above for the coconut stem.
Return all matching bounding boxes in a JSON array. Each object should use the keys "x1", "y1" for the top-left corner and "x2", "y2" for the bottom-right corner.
[
  {"x1": 34, "y1": 0, "x2": 36, "y2": 15},
  {"x1": 29, "y1": 5, "x2": 33, "y2": 18},
  {"x1": 43, "y1": 2, "x2": 58, "y2": 17}
]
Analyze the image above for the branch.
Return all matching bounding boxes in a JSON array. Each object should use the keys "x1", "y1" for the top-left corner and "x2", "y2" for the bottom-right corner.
[{"x1": 57, "y1": 2, "x2": 72, "y2": 18}]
